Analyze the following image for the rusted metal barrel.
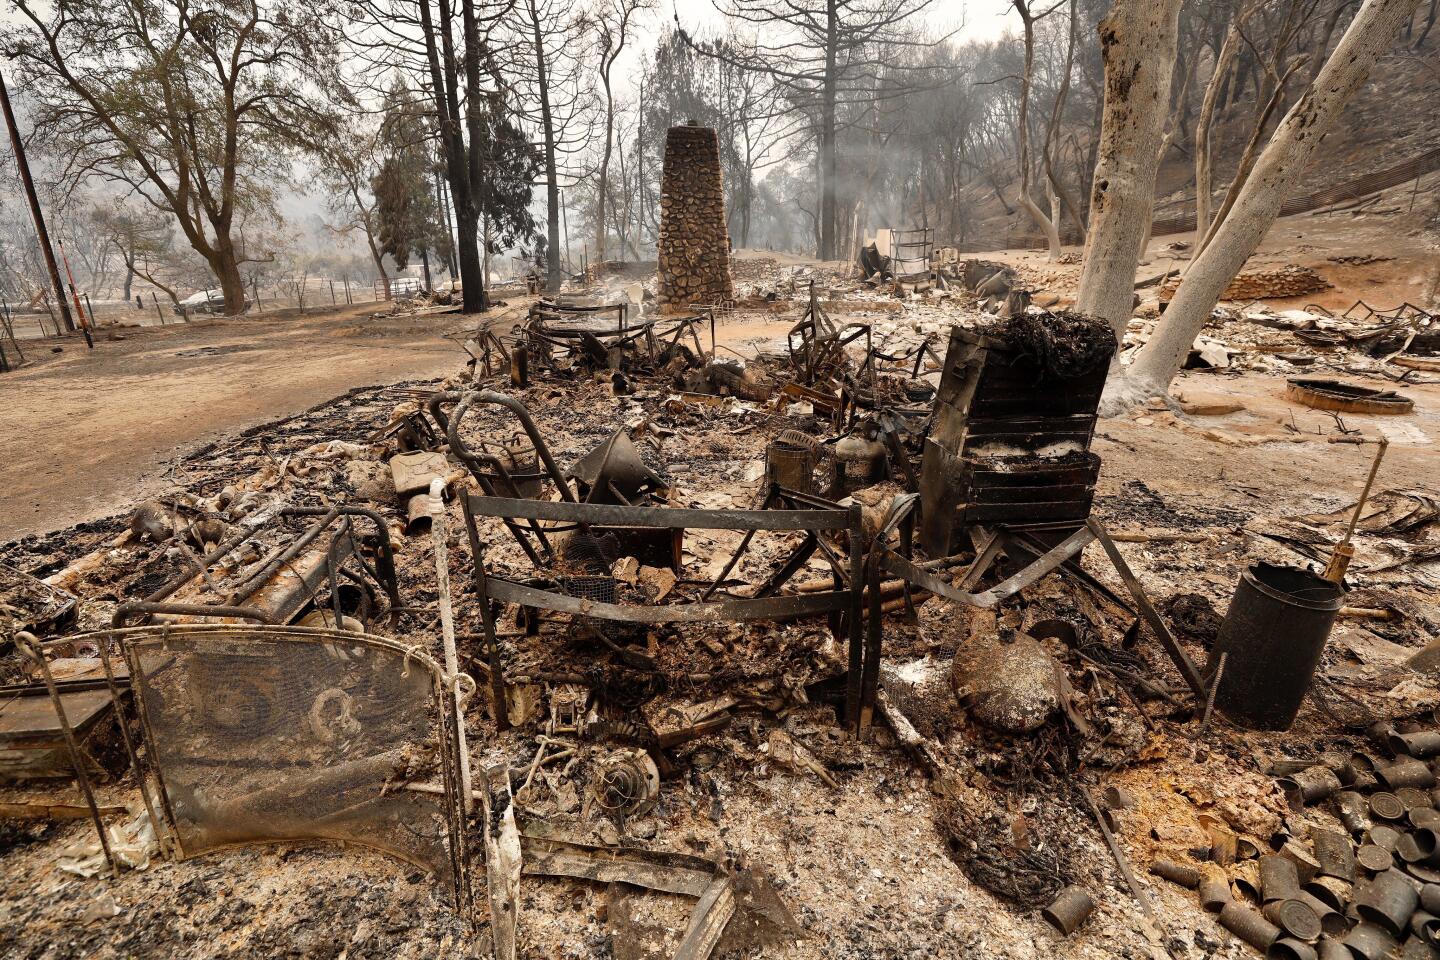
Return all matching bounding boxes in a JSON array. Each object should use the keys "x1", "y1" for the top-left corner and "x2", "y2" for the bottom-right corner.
[{"x1": 1206, "y1": 562, "x2": 1344, "y2": 730}]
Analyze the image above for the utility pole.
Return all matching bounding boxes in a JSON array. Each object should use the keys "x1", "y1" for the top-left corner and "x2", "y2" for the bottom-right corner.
[{"x1": 0, "y1": 67, "x2": 75, "y2": 334}]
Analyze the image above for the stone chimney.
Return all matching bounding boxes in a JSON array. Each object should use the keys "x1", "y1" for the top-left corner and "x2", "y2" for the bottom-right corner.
[{"x1": 657, "y1": 123, "x2": 734, "y2": 311}]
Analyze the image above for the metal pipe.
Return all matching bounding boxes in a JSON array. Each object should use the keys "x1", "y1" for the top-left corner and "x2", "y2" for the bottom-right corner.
[
  {"x1": 443, "y1": 390, "x2": 552, "y2": 567},
  {"x1": 428, "y1": 480, "x2": 472, "y2": 813},
  {"x1": 113, "y1": 602, "x2": 277, "y2": 629},
  {"x1": 226, "y1": 507, "x2": 342, "y2": 603},
  {"x1": 281, "y1": 506, "x2": 401, "y2": 611}
]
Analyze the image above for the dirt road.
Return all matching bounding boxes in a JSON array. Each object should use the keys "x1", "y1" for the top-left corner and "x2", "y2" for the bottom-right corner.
[{"x1": 0, "y1": 303, "x2": 489, "y2": 541}]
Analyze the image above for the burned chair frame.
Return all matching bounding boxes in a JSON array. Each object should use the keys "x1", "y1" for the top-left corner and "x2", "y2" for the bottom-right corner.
[{"x1": 460, "y1": 494, "x2": 870, "y2": 731}]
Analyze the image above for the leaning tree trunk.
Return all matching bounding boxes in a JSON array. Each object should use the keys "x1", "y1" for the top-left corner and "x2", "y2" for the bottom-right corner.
[
  {"x1": 1073, "y1": 0, "x2": 1185, "y2": 339},
  {"x1": 1111, "y1": 0, "x2": 1425, "y2": 410}
]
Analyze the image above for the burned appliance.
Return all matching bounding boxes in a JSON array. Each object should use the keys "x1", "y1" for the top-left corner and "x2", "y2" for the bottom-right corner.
[{"x1": 918, "y1": 314, "x2": 1115, "y2": 557}]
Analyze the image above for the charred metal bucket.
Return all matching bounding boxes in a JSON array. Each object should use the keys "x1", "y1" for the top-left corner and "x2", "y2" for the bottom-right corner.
[
  {"x1": 765, "y1": 438, "x2": 817, "y2": 496},
  {"x1": 1206, "y1": 563, "x2": 1344, "y2": 731}
]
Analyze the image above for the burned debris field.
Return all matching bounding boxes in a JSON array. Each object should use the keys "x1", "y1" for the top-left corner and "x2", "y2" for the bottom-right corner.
[
  {"x1": 3, "y1": 236, "x2": 1440, "y2": 958},
  {"x1": 3, "y1": 0, "x2": 1440, "y2": 955}
]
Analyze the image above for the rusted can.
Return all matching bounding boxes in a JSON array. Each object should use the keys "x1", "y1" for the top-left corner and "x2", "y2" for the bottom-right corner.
[
  {"x1": 1343, "y1": 923, "x2": 1400, "y2": 960},
  {"x1": 1295, "y1": 890, "x2": 1347, "y2": 938},
  {"x1": 1400, "y1": 828, "x2": 1440, "y2": 868},
  {"x1": 1221, "y1": 902, "x2": 1281, "y2": 951},
  {"x1": 1280, "y1": 840, "x2": 1323, "y2": 884},
  {"x1": 1373, "y1": 825, "x2": 1405, "y2": 851},
  {"x1": 1312, "y1": 828, "x2": 1356, "y2": 882},
  {"x1": 1412, "y1": 808, "x2": 1440, "y2": 831},
  {"x1": 1374, "y1": 793, "x2": 1409, "y2": 822},
  {"x1": 1403, "y1": 787, "x2": 1439, "y2": 810},
  {"x1": 1336, "y1": 791, "x2": 1372, "y2": 835},
  {"x1": 1344, "y1": 753, "x2": 1383, "y2": 792},
  {"x1": 1305, "y1": 876, "x2": 1354, "y2": 911},
  {"x1": 1392, "y1": 733, "x2": 1440, "y2": 759},
  {"x1": 1399, "y1": 935, "x2": 1438, "y2": 959},
  {"x1": 1422, "y1": 883, "x2": 1440, "y2": 914},
  {"x1": 1201, "y1": 864, "x2": 1233, "y2": 912},
  {"x1": 1281, "y1": 766, "x2": 1343, "y2": 808},
  {"x1": 1263, "y1": 898, "x2": 1324, "y2": 942},
  {"x1": 1234, "y1": 860, "x2": 1264, "y2": 904},
  {"x1": 1268, "y1": 939, "x2": 1318, "y2": 960},
  {"x1": 1411, "y1": 909, "x2": 1440, "y2": 943},
  {"x1": 1382, "y1": 761, "x2": 1437, "y2": 791},
  {"x1": 1041, "y1": 885, "x2": 1094, "y2": 935},
  {"x1": 1359, "y1": 845, "x2": 1397, "y2": 874},
  {"x1": 1210, "y1": 823, "x2": 1241, "y2": 866},
  {"x1": 1356, "y1": 870, "x2": 1421, "y2": 936},
  {"x1": 1149, "y1": 859, "x2": 1201, "y2": 889},
  {"x1": 1316, "y1": 937, "x2": 1353, "y2": 960},
  {"x1": 1262, "y1": 855, "x2": 1303, "y2": 903}
]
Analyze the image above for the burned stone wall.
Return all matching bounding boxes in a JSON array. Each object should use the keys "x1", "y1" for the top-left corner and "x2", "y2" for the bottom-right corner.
[{"x1": 658, "y1": 123, "x2": 734, "y2": 310}]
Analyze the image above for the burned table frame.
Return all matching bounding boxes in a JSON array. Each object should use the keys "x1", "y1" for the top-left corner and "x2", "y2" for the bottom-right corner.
[
  {"x1": 111, "y1": 506, "x2": 401, "y2": 629},
  {"x1": 858, "y1": 497, "x2": 1206, "y2": 735},
  {"x1": 460, "y1": 494, "x2": 870, "y2": 732}
]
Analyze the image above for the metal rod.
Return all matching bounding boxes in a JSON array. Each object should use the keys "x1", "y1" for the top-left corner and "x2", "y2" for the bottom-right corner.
[
  {"x1": 15, "y1": 632, "x2": 117, "y2": 876},
  {"x1": 428, "y1": 480, "x2": 472, "y2": 812}
]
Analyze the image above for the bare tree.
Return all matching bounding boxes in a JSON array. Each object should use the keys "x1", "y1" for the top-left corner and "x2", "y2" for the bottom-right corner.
[
  {"x1": 678, "y1": 0, "x2": 946, "y2": 261},
  {"x1": 506, "y1": 0, "x2": 594, "y2": 289},
  {"x1": 7, "y1": 0, "x2": 351, "y2": 315},
  {"x1": 593, "y1": 0, "x2": 650, "y2": 264},
  {"x1": 1012, "y1": 0, "x2": 1066, "y2": 259},
  {"x1": 318, "y1": 120, "x2": 390, "y2": 286},
  {"x1": 1193, "y1": 3, "x2": 1251, "y2": 249},
  {"x1": 1109, "y1": 0, "x2": 1425, "y2": 409}
]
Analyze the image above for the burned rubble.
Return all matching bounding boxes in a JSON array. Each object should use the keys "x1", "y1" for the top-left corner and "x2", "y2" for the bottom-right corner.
[{"x1": 3, "y1": 243, "x2": 1440, "y2": 960}]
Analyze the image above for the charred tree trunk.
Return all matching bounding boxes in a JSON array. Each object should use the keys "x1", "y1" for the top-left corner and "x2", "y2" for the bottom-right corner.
[{"x1": 819, "y1": 0, "x2": 839, "y2": 261}]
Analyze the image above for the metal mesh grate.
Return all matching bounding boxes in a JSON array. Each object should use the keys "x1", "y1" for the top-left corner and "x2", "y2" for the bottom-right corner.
[{"x1": 110, "y1": 626, "x2": 472, "y2": 904}]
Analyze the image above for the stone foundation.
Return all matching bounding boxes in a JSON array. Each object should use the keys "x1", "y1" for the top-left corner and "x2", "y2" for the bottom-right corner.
[{"x1": 658, "y1": 123, "x2": 733, "y2": 310}]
